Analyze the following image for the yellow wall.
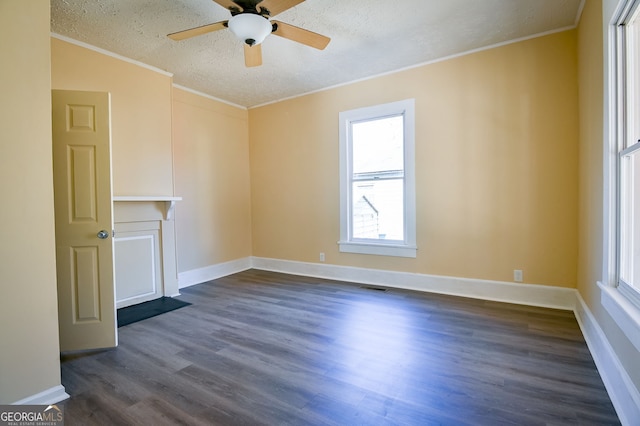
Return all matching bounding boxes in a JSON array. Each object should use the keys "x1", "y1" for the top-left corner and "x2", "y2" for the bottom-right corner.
[
  {"x1": 50, "y1": 37, "x2": 254, "y2": 284},
  {"x1": 0, "y1": 0, "x2": 62, "y2": 403},
  {"x1": 172, "y1": 88, "x2": 253, "y2": 272},
  {"x1": 51, "y1": 38, "x2": 174, "y2": 197},
  {"x1": 578, "y1": 0, "x2": 605, "y2": 318},
  {"x1": 578, "y1": 0, "x2": 640, "y2": 394},
  {"x1": 250, "y1": 30, "x2": 579, "y2": 287}
]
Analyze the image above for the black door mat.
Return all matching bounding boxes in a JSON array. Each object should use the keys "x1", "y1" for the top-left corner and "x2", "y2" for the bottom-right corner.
[{"x1": 117, "y1": 297, "x2": 191, "y2": 327}]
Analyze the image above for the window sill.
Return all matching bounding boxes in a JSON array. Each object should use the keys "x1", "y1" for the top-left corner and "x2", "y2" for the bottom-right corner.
[
  {"x1": 599, "y1": 281, "x2": 640, "y2": 352},
  {"x1": 619, "y1": 280, "x2": 640, "y2": 309},
  {"x1": 338, "y1": 241, "x2": 417, "y2": 258}
]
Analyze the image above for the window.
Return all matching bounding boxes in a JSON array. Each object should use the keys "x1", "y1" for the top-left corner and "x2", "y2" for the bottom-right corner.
[
  {"x1": 616, "y1": 0, "x2": 640, "y2": 307},
  {"x1": 600, "y1": 0, "x2": 640, "y2": 357},
  {"x1": 339, "y1": 99, "x2": 416, "y2": 258}
]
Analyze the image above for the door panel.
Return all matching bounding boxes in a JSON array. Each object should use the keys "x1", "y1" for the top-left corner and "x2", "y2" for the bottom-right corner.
[
  {"x1": 71, "y1": 246, "x2": 100, "y2": 322},
  {"x1": 52, "y1": 90, "x2": 117, "y2": 352},
  {"x1": 68, "y1": 145, "x2": 98, "y2": 222}
]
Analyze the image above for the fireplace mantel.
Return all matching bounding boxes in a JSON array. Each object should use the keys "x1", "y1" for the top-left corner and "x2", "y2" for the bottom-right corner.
[{"x1": 113, "y1": 196, "x2": 182, "y2": 220}]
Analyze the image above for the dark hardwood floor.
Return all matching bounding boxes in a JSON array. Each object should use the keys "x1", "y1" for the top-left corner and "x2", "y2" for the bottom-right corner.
[{"x1": 60, "y1": 270, "x2": 620, "y2": 425}]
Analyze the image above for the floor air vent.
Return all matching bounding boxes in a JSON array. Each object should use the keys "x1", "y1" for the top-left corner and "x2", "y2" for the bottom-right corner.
[{"x1": 360, "y1": 286, "x2": 388, "y2": 292}]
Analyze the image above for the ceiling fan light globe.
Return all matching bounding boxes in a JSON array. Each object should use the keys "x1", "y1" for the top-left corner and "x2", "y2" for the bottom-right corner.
[{"x1": 228, "y1": 13, "x2": 272, "y2": 46}]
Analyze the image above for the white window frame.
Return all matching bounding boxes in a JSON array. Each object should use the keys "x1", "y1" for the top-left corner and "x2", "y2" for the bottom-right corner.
[
  {"x1": 619, "y1": 141, "x2": 640, "y2": 306},
  {"x1": 602, "y1": 0, "x2": 640, "y2": 353},
  {"x1": 338, "y1": 99, "x2": 417, "y2": 258},
  {"x1": 618, "y1": 1, "x2": 640, "y2": 306},
  {"x1": 614, "y1": 0, "x2": 640, "y2": 302}
]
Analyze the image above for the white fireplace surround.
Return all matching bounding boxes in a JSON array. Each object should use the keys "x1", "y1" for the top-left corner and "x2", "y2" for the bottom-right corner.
[{"x1": 113, "y1": 196, "x2": 181, "y2": 308}]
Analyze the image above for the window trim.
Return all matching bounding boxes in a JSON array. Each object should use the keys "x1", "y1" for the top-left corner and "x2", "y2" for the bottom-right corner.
[
  {"x1": 614, "y1": 1, "x2": 640, "y2": 304},
  {"x1": 338, "y1": 99, "x2": 417, "y2": 258},
  {"x1": 602, "y1": 0, "x2": 640, "y2": 353}
]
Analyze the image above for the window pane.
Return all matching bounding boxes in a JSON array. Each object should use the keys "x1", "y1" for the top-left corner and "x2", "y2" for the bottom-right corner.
[
  {"x1": 352, "y1": 179, "x2": 404, "y2": 241},
  {"x1": 620, "y1": 147, "x2": 640, "y2": 289},
  {"x1": 626, "y1": 21, "x2": 640, "y2": 149},
  {"x1": 352, "y1": 115, "x2": 404, "y2": 175}
]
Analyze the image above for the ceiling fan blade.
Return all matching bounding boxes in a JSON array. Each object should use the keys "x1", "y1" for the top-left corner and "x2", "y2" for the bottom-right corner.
[
  {"x1": 260, "y1": 0, "x2": 305, "y2": 16},
  {"x1": 168, "y1": 21, "x2": 228, "y2": 41},
  {"x1": 272, "y1": 21, "x2": 330, "y2": 50},
  {"x1": 244, "y1": 44, "x2": 263, "y2": 67},
  {"x1": 211, "y1": 0, "x2": 239, "y2": 11}
]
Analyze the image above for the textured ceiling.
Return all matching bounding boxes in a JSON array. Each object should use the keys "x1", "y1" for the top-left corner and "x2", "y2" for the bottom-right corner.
[{"x1": 50, "y1": 0, "x2": 584, "y2": 108}]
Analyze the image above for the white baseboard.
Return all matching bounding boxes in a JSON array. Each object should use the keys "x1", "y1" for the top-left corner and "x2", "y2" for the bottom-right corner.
[
  {"x1": 574, "y1": 293, "x2": 640, "y2": 426},
  {"x1": 250, "y1": 256, "x2": 577, "y2": 310},
  {"x1": 12, "y1": 385, "x2": 69, "y2": 405},
  {"x1": 178, "y1": 257, "x2": 251, "y2": 289}
]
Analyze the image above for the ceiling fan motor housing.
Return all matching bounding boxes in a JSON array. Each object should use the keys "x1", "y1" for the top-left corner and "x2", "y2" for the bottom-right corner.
[{"x1": 228, "y1": 13, "x2": 273, "y2": 46}]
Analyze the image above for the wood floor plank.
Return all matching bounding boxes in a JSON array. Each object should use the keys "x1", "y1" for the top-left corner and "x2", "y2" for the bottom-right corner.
[{"x1": 60, "y1": 270, "x2": 620, "y2": 425}]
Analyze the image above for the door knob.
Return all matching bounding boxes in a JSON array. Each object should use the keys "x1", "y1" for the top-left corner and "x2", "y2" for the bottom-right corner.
[{"x1": 97, "y1": 230, "x2": 110, "y2": 239}]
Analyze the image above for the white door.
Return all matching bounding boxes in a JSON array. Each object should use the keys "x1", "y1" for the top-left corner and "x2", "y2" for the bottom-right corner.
[{"x1": 52, "y1": 90, "x2": 117, "y2": 352}]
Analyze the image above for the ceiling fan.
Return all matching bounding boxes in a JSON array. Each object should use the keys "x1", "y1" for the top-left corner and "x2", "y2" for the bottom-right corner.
[{"x1": 168, "y1": 0, "x2": 330, "y2": 67}]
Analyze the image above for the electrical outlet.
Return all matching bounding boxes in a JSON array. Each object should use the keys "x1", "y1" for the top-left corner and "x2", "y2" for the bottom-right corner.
[
  {"x1": 319, "y1": 252, "x2": 325, "y2": 262},
  {"x1": 514, "y1": 269, "x2": 523, "y2": 282}
]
